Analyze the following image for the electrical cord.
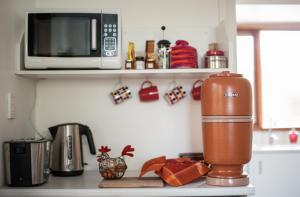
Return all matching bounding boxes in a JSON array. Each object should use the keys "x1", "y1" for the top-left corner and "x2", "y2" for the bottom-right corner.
[{"x1": 29, "y1": 83, "x2": 46, "y2": 140}]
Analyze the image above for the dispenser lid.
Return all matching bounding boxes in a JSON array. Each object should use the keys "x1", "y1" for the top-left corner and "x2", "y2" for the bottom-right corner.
[{"x1": 210, "y1": 71, "x2": 242, "y2": 78}]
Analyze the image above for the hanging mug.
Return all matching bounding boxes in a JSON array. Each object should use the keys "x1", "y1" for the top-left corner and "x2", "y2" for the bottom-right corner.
[
  {"x1": 139, "y1": 81, "x2": 159, "y2": 102},
  {"x1": 111, "y1": 83, "x2": 132, "y2": 105},
  {"x1": 165, "y1": 82, "x2": 186, "y2": 105},
  {"x1": 191, "y1": 80, "x2": 203, "y2": 101}
]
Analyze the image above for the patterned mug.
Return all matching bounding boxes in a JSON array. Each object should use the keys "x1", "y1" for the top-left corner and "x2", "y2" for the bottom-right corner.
[
  {"x1": 111, "y1": 84, "x2": 132, "y2": 105},
  {"x1": 165, "y1": 83, "x2": 186, "y2": 105}
]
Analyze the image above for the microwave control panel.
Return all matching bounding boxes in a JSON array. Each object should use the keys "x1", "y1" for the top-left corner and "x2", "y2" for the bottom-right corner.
[{"x1": 101, "y1": 14, "x2": 118, "y2": 57}]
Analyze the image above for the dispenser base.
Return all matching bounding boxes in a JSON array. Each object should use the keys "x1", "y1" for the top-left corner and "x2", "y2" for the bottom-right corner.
[{"x1": 206, "y1": 176, "x2": 249, "y2": 187}]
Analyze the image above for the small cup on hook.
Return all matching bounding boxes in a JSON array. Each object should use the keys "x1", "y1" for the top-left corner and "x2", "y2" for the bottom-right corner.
[
  {"x1": 111, "y1": 80, "x2": 132, "y2": 105},
  {"x1": 191, "y1": 80, "x2": 203, "y2": 101},
  {"x1": 139, "y1": 80, "x2": 159, "y2": 102},
  {"x1": 165, "y1": 80, "x2": 186, "y2": 105}
]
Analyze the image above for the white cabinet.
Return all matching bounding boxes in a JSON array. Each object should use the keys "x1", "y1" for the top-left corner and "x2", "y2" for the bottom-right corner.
[{"x1": 248, "y1": 150, "x2": 300, "y2": 197}]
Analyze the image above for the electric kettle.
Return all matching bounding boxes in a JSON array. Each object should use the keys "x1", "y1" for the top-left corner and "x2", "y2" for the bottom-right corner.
[{"x1": 49, "y1": 123, "x2": 96, "y2": 176}]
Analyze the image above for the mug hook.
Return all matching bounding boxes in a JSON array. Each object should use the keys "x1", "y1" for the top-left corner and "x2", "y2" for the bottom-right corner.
[
  {"x1": 141, "y1": 80, "x2": 153, "y2": 89},
  {"x1": 113, "y1": 79, "x2": 124, "y2": 91},
  {"x1": 193, "y1": 80, "x2": 203, "y2": 88}
]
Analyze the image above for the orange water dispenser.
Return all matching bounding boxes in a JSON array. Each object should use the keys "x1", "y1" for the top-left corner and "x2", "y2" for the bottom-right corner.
[{"x1": 201, "y1": 71, "x2": 253, "y2": 186}]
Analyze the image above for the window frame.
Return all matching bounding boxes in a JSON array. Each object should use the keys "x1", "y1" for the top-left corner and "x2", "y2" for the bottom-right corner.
[{"x1": 237, "y1": 23, "x2": 300, "y2": 130}]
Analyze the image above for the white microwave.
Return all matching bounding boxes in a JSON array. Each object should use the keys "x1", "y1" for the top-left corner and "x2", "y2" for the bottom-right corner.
[{"x1": 25, "y1": 9, "x2": 121, "y2": 69}]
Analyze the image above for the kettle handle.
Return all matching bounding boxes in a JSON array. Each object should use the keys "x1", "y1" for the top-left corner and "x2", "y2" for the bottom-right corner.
[{"x1": 80, "y1": 125, "x2": 96, "y2": 155}]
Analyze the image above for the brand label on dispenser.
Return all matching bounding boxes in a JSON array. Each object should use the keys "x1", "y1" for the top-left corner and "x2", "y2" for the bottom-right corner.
[{"x1": 224, "y1": 91, "x2": 239, "y2": 97}]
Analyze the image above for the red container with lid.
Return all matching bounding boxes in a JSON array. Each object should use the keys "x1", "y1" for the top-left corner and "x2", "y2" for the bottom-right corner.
[{"x1": 170, "y1": 40, "x2": 198, "y2": 69}]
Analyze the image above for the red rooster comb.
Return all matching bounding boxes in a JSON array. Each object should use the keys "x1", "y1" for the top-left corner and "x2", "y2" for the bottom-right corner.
[
  {"x1": 99, "y1": 146, "x2": 111, "y2": 153},
  {"x1": 122, "y1": 145, "x2": 135, "y2": 157}
]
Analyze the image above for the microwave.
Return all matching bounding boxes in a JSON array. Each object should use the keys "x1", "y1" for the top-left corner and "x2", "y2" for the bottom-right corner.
[{"x1": 25, "y1": 9, "x2": 121, "y2": 69}]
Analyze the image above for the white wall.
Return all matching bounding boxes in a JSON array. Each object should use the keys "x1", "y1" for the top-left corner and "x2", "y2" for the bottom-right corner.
[
  {"x1": 0, "y1": 0, "x2": 36, "y2": 186},
  {"x1": 35, "y1": 78, "x2": 203, "y2": 171},
  {"x1": 236, "y1": 4, "x2": 300, "y2": 23},
  {"x1": 34, "y1": 0, "x2": 237, "y2": 171},
  {"x1": 237, "y1": 0, "x2": 300, "y2": 4}
]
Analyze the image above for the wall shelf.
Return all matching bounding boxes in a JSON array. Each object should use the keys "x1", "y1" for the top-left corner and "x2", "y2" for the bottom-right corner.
[{"x1": 15, "y1": 68, "x2": 231, "y2": 79}]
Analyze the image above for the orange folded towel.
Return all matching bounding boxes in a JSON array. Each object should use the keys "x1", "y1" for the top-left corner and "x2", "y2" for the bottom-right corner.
[{"x1": 139, "y1": 156, "x2": 209, "y2": 187}]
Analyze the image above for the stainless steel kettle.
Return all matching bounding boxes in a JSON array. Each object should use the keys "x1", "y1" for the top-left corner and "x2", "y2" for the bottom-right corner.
[{"x1": 49, "y1": 123, "x2": 96, "y2": 176}]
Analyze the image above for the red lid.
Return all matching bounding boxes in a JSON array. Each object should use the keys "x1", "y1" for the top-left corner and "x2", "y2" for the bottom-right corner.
[{"x1": 206, "y1": 50, "x2": 224, "y2": 56}]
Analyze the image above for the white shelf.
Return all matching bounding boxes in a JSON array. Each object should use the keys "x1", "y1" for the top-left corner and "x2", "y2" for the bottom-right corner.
[
  {"x1": 0, "y1": 171, "x2": 254, "y2": 197},
  {"x1": 15, "y1": 68, "x2": 231, "y2": 79}
]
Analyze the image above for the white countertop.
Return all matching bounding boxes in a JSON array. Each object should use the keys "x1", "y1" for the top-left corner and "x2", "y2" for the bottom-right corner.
[
  {"x1": 0, "y1": 171, "x2": 255, "y2": 197},
  {"x1": 252, "y1": 144, "x2": 300, "y2": 153}
]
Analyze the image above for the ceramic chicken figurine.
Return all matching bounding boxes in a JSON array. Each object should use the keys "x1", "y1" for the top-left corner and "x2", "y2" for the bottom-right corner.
[{"x1": 97, "y1": 145, "x2": 134, "y2": 179}]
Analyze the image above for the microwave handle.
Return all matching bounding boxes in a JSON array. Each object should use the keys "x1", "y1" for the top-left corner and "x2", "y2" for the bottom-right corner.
[{"x1": 91, "y1": 19, "x2": 97, "y2": 51}]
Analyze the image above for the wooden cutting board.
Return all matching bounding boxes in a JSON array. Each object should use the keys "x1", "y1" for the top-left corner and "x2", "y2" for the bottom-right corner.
[{"x1": 98, "y1": 177, "x2": 164, "y2": 188}]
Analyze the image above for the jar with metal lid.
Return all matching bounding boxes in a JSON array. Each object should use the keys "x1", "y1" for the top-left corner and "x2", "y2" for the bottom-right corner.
[
  {"x1": 135, "y1": 56, "x2": 145, "y2": 70},
  {"x1": 145, "y1": 40, "x2": 158, "y2": 69},
  {"x1": 205, "y1": 56, "x2": 227, "y2": 68},
  {"x1": 204, "y1": 43, "x2": 228, "y2": 69},
  {"x1": 125, "y1": 42, "x2": 136, "y2": 69}
]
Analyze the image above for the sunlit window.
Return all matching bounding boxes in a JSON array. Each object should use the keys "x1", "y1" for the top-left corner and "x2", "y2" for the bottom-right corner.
[
  {"x1": 237, "y1": 30, "x2": 300, "y2": 129},
  {"x1": 236, "y1": 35, "x2": 256, "y2": 122},
  {"x1": 260, "y1": 31, "x2": 300, "y2": 128}
]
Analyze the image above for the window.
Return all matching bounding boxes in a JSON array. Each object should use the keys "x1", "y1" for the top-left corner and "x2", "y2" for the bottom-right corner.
[
  {"x1": 236, "y1": 35, "x2": 255, "y2": 122},
  {"x1": 237, "y1": 25, "x2": 300, "y2": 129}
]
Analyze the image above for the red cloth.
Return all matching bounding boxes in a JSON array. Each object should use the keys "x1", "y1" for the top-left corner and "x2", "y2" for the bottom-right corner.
[
  {"x1": 139, "y1": 156, "x2": 209, "y2": 187},
  {"x1": 170, "y1": 40, "x2": 198, "y2": 68}
]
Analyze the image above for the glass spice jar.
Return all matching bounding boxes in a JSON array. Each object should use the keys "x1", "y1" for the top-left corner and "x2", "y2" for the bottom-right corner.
[
  {"x1": 125, "y1": 42, "x2": 136, "y2": 69},
  {"x1": 145, "y1": 40, "x2": 158, "y2": 69},
  {"x1": 135, "y1": 56, "x2": 145, "y2": 70}
]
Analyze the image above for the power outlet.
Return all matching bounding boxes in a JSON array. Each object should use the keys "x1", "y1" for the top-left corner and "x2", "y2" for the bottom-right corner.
[{"x1": 7, "y1": 93, "x2": 16, "y2": 119}]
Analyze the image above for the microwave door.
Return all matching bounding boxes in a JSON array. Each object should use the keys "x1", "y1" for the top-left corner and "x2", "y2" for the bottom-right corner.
[{"x1": 26, "y1": 13, "x2": 101, "y2": 69}]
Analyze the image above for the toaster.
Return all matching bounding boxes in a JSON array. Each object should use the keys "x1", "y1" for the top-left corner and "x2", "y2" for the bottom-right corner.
[{"x1": 3, "y1": 139, "x2": 50, "y2": 187}]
